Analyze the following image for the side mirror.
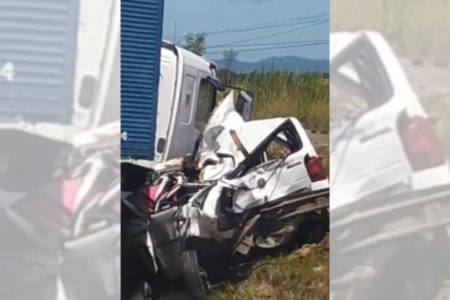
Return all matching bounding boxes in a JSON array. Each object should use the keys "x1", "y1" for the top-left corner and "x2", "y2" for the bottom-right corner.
[
  {"x1": 206, "y1": 76, "x2": 226, "y2": 92},
  {"x1": 79, "y1": 75, "x2": 97, "y2": 109},
  {"x1": 236, "y1": 91, "x2": 253, "y2": 121}
]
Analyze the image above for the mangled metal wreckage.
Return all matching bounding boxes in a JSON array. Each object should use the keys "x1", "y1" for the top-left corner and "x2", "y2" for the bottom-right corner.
[{"x1": 122, "y1": 92, "x2": 330, "y2": 298}]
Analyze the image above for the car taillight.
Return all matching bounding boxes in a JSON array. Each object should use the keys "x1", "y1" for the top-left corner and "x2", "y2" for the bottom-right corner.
[
  {"x1": 399, "y1": 116, "x2": 445, "y2": 171},
  {"x1": 305, "y1": 154, "x2": 327, "y2": 182},
  {"x1": 62, "y1": 179, "x2": 83, "y2": 213}
]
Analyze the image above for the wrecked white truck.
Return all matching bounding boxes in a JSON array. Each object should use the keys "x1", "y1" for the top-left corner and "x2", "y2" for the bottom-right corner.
[{"x1": 122, "y1": 91, "x2": 329, "y2": 299}]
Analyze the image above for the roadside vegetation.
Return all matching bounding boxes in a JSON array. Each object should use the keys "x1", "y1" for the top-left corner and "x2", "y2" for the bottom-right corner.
[
  {"x1": 218, "y1": 71, "x2": 329, "y2": 134},
  {"x1": 211, "y1": 236, "x2": 329, "y2": 300},
  {"x1": 182, "y1": 32, "x2": 329, "y2": 134}
]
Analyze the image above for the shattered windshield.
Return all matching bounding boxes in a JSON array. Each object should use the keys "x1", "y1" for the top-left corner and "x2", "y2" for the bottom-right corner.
[
  {"x1": 330, "y1": 84, "x2": 368, "y2": 129},
  {"x1": 230, "y1": 119, "x2": 302, "y2": 177}
]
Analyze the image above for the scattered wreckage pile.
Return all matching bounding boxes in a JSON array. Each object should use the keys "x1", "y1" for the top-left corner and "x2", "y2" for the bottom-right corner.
[{"x1": 121, "y1": 93, "x2": 330, "y2": 299}]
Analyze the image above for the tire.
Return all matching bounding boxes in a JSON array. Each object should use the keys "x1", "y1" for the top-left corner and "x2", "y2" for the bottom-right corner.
[{"x1": 181, "y1": 251, "x2": 208, "y2": 299}]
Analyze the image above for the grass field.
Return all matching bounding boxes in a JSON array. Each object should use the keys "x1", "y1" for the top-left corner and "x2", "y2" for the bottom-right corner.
[
  {"x1": 211, "y1": 236, "x2": 329, "y2": 300},
  {"x1": 219, "y1": 71, "x2": 330, "y2": 134}
]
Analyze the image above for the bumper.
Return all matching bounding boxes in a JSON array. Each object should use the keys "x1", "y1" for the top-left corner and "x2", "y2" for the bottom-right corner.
[{"x1": 411, "y1": 164, "x2": 450, "y2": 191}]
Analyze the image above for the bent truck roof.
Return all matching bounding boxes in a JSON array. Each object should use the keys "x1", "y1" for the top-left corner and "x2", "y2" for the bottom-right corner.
[{"x1": 162, "y1": 40, "x2": 217, "y2": 71}]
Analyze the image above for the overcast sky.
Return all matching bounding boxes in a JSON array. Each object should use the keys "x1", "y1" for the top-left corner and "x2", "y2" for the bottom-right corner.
[{"x1": 163, "y1": 0, "x2": 329, "y2": 62}]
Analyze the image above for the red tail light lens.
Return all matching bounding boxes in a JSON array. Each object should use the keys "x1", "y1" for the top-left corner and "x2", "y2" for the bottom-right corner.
[
  {"x1": 305, "y1": 155, "x2": 327, "y2": 182},
  {"x1": 399, "y1": 116, "x2": 445, "y2": 171},
  {"x1": 62, "y1": 179, "x2": 83, "y2": 212}
]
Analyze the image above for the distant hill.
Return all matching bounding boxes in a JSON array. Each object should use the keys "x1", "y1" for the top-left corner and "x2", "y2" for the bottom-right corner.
[{"x1": 214, "y1": 56, "x2": 329, "y2": 74}]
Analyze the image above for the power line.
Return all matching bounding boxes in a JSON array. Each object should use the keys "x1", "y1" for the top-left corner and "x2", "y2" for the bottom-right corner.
[
  {"x1": 205, "y1": 40, "x2": 329, "y2": 55},
  {"x1": 166, "y1": 12, "x2": 328, "y2": 39},
  {"x1": 205, "y1": 17, "x2": 328, "y2": 36},
  {"x1": 207, "y1": 19, "x2": 328, "y2": 48},
  {"x1": 204, "y1": 14, "x2": 329, "y2": 36},
  {"x1": 207, "y1": 39, "x2": 328, "y2": 49}
]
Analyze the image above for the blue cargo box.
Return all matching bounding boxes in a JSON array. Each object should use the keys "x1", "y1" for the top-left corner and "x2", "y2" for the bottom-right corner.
[
  {"x1": 0, "y1": 0, "x2": 79, "y2": 123},
  {"x1": 121, "y1": 0, "x2": 165, "y2": 160}
]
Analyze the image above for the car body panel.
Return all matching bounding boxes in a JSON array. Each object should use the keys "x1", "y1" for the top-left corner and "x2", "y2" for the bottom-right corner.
[{"x1": 330, "y1": 31, "x2": 450, "y2": 210}]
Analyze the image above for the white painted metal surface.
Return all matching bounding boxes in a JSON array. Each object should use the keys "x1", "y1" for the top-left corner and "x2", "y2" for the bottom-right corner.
[
  {"x1": 330, "y1": 31, "x2": 450, "y2": 210},
  {"x1": 73, "y1": 0, "x2": 119, "y2": 128}
]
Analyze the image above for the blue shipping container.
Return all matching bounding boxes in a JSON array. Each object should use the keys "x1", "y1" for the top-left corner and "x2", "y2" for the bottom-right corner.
[
  {"x1": 121, "y1": 0, "x2": 165, "y2": 160},
  {"x1": 0, "y1": 0, "x2": 79, "y2": 123}
]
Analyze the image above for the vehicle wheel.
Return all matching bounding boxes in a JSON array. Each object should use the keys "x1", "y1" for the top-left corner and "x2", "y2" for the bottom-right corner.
[
  {"x1": 254, "y1": 224, "x2": 295, "y2": 249},
  {"x1": 297, "y1": 215, "x2": 328, "y2": 245},
  {"x1": 181, "y1": 250, "x2": 208, "y2": 299}
]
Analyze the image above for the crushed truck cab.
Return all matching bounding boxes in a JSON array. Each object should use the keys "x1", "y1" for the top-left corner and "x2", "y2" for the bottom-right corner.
[
  {"x1": 155, "y1": 43, "x2": 218, "y2": 161},
  {"x1": 121, "y1": 41, "x2": 219, "y2": 166}
]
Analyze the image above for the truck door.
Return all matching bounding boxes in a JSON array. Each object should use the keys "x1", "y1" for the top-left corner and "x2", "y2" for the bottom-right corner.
[
  {"x1": 166, "y1": 70, "x2": 216, "y2": 159},
  {"x1": 236, "y1": 91, "x2": 253, "y2": 121}
]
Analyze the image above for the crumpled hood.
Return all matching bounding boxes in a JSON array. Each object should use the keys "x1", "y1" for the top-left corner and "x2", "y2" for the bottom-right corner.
[
  {"x1": 195, "y1": 91, "x2": 307, "y2": 181},
  {"x1": 195, "y1": 91, "x2": 244, "y2": 180}
]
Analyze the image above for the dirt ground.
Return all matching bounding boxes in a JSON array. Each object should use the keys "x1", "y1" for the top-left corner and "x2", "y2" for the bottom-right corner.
[{"x1": 306, "y1": 129, "x2": 329, "y2": 148}]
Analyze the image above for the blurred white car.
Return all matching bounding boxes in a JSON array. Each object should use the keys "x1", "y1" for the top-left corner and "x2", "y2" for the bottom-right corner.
[{"x1": 330, "y1": 31, "x2": 450, "y2": 210}]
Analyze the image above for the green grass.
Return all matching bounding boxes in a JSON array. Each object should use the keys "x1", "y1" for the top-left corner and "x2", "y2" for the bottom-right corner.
[
  {"x1": 225, "y1": 70, "x2": 330, "y2": 170},
  {"x1": 219, "y1": 71, "x2": 329, "y2": 134},
  {"x1": 210, "y1": 238, "x2": 329, "y2": 300}
]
